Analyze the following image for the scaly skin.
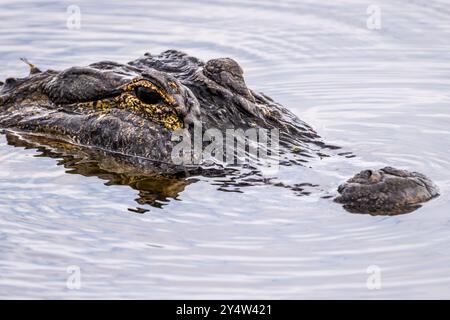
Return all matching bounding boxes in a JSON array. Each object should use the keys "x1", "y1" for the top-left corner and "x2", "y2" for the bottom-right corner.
[
  {"x1": 0, "y1": 50, "x2": 440, "y2": 215},
  {"x1": 0, "y1": 50, "x2": 322, "y2": 165}
]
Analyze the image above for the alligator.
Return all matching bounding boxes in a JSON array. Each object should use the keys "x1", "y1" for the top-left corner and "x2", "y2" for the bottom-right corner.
[{"x1": 0, "y1": 50, "x2": 439, "y2": 215}]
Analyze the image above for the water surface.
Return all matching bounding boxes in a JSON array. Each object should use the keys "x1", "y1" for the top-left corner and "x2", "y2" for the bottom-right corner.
[{"x1": 0, "y1": 0, "x2": 450, "y2": 299}]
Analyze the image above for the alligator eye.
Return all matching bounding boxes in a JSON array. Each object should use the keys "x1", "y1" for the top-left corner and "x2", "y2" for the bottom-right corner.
[{"x1": 135, "y1": 87, "x2": 165, "y2": 105}]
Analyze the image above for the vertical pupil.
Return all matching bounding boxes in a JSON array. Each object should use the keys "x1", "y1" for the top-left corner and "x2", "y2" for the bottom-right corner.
[{"x1": 135, "y1": 87, "x2": 164, "y2": 104}]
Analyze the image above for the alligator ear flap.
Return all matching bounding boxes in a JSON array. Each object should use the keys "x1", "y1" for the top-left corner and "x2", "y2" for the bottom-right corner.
[
  {"x1": 20, "y1": 58, "x2": 42, "y2": 75},
  {"x1": 203, "y1": 58, "x2": 254, "y2": 101}
]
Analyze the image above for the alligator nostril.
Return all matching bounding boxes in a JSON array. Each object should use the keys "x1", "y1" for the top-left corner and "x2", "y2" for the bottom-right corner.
[
  {"x1": 368, "y1": 170, "x2": 382, "y2": 183},
  {"x1": 361, "y1": 169, "x2": 372, "y2": 180},
  {"x1": 360, "y1": 169, "x2": 381, "y2": 183}
]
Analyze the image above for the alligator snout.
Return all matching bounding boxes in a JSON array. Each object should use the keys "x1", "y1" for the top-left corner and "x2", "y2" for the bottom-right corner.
[{"x1": 335, "y1": 167, "x2": 439, "y2": 215}]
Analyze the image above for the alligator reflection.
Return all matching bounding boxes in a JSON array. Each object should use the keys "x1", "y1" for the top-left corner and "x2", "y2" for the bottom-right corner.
[
  {"x1": 4, "y1": 131, "x2": 197, "y2": 211},
  {"x1": 3, "y1": 130, "x2": 325, "y2": 213}
]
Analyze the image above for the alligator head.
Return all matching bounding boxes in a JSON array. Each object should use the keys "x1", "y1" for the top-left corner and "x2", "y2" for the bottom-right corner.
[{"x1": 0, "y1": 50, "x2": 321, "y2": 168}]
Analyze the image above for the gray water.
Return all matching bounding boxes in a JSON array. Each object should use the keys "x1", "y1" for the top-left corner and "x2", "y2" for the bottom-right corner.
[{"x1": 1, "y1": 0, "x2": 450, "y2": 299}]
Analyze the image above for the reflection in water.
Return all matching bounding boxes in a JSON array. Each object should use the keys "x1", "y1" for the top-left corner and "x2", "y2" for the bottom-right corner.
[
  {"x1": 3, "y1": 130, "x2": 193, "y2": 211},
  {"x1": 2, "y1": 130, "x2": 325, "y2": 212},
  {"x1": 341, "y1": 203, "x2": 422, "y2": 217}
]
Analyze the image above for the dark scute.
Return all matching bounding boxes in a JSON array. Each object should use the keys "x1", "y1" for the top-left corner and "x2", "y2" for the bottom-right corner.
[
  {"x1": 203, "y1": 58, "x2": 253, "y2": 100},
  {"x1": 42, "y1": 67, "x2": 126, "y2": 104},
  {"x1": 5, "y1": 78, "x2": 16, "y2": 84}
]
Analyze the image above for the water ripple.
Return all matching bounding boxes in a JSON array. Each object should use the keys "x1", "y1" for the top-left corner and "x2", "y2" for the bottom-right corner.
[{"x1": 0, "y1": 0, "x2": 450, "y2": 299}]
